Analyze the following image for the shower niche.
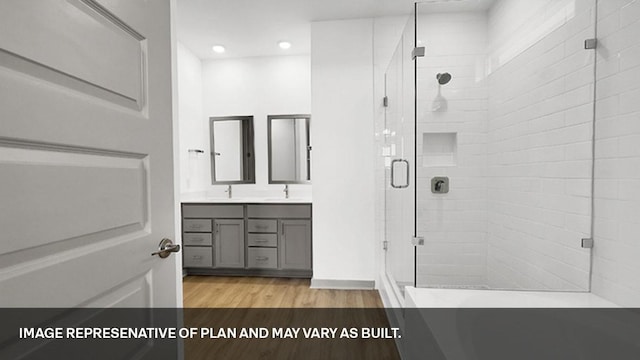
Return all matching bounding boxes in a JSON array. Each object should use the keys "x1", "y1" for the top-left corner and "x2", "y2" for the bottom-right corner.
[{"x1": 422, "y1": 132, "x2": 456, "y2": 167}]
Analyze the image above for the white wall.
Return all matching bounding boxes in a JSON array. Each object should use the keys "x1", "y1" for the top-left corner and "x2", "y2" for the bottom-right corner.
[
  {"x1": 311, "y1": 19, "x2": 376, "y2": 284},
  {"x1": 177, "y1": 42, "x2": 206, "y2": 193},
  {"x1": 183, "y1": 55, "x2": 312, "y2": 198},
  {"x1": 592, "y1": 0, "x2": 640, "y2": 306}
]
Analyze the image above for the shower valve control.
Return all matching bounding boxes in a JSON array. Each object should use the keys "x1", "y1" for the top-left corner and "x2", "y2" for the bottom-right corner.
[{"x1": 431, "y1": 177, "x2": 449, "y2": 194}]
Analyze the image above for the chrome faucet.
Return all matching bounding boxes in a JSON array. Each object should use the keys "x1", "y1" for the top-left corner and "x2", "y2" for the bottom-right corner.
[
  {"x1": 225, "y1": 185, "x2": 232, "y2": 199},
  {"x1": 283, "y1": 184, "x2": 289, "y2": 199}
]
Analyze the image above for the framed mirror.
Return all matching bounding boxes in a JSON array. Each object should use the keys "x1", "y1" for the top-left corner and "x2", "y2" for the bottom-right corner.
[
  {"x1": 267, "y1": 114, "x2": 311, "y2": 184},
  {"x1": 210, "y1": 115, "x2": 255, "y2": 184}
]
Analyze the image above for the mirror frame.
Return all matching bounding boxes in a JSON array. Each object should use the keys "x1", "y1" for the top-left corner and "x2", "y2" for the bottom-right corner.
[
  {"x1": 267, "y1": 114, "x2": 311, "y2": 184},
  {"x1": 209, "y1": 115, "x2": 256, "y2": 184}
]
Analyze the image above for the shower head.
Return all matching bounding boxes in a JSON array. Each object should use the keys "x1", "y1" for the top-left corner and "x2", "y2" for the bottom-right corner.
[{"x1": 436, "y1": 72, "x2": 452, "y2": 85}]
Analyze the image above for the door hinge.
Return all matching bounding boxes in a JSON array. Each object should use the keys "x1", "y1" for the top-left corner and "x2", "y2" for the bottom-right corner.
[
  {"x1": 581, "y1": 238, "x2": 594, "y2": 249},
  {"x1": 382, "y1": 241, "x2": 388, "y2": 250},
  {"x1": 412, "y1": 47, "x2": 425, "y2": 60},
  {"x1": 412, "y1": 236, "x2": 424, "y2": 246},
  {"x1": 383, "y1": 96, "x2": 389, "y2": 107},
  {"x1": 584, "y1": 38, "x2": 597, "y2": 50}
]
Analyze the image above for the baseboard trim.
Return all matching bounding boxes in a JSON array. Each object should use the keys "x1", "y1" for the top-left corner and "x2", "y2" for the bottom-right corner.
[
  {"x1": 310, "y1": 278, "x2": 375, "y2": 290},
  {"x1": 185, "y1": 268, "x2": 312, "y2": 278}
]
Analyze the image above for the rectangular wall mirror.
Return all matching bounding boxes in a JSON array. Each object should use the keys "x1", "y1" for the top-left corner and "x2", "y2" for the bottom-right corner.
[
  {"x1": 268, "y1": 114, "x2": 311, "y2": 184},
  {"x1": 210, "y1": 115, "x2": 255, "y2": 184}
]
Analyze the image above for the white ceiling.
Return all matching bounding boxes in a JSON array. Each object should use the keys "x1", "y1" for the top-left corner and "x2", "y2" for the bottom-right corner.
[{"x1": 176, "y1": 0, "x2": 495, "y2": 60}]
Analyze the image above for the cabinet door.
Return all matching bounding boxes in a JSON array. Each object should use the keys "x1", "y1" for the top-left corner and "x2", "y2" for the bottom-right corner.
[
  {"x1": 214, "y1": 219, "x2": 245, "y2": 268},
  {"x1": 279, "y1": 220, "x2": 312, "y2": 270}
]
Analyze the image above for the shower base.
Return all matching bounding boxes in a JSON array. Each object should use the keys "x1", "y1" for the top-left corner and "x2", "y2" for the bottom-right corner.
[
  {"x1": 401, "y1": 287, "x2": 631, "y2": 360},
  {"x1": 405, "y1": 286, "x2": 616, "y2": 308}
]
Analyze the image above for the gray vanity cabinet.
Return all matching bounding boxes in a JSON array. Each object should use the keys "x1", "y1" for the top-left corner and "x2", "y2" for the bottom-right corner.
[
  {"x1": 214, "y1": 219, "x2": 245, "y2": 268},
  {"x1": 182, "y1": 203, "x2": 312, "y2": 278},
  {"x1": 247, "y1": 204, "x2": 312, "y2": 273},
  {"x1": 182, "y1": 204, "x2": 244, "y2": 270},
  {"x1": 280, "y1": 220, "x2": 311, "y2": 270}
]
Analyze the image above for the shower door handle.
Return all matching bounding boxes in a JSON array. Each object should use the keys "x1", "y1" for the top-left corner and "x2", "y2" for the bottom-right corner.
[{"x1": 390, "y1": 159, "x2": 410, "y2": 189}]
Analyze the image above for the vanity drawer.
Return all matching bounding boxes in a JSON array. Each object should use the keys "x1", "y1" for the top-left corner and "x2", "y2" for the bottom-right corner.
[
  {"x1": 182, "y1": 204, "x2": 244, "y2": 218},
  {"x1": 247, "y1": 204, "x2": 311, "y2": 219},
  {"x1": 247, "y1": 248, "x2": 278, "y2": 269},
  {"x1": 183, "y1": 233, "x2": 212, "y2": 246},
  {"x1": 183, "y1": 247, "x2": 213, "y2": 268},
  {"x1": 183, "y1": 219, "x2": 211, "y2": 232},
  {"x1": 247, "y1": 219, "x2": 277, "y2": 233},
  {"x1": 248, "y1": 233, "x2": 277, "y2": 247}
]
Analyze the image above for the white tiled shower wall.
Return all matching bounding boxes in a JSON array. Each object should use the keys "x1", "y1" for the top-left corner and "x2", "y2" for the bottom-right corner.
[
  {"x1": 485, "y1": 0, "x2": 595, "y2": 290},
  {"x1": 591, "y1": 0, "x2": 640, "y2": 306},
  {"x1": 380, "y1": 0, "x2": 640, "y2": 304},
  {"x1": 407, "y1": 0, "x2": 600, "y2": 290},
  {"x1": 388, "y1": 0, "x2": 640, "y2": 294},
  {"x1": 415, "y1": 12, "x2": 490, "y2": 287}
]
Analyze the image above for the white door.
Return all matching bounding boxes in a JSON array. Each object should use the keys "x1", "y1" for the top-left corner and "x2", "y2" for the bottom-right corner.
[{"x1": 0, "y1": 0, "x2": 179, "y2": 333}]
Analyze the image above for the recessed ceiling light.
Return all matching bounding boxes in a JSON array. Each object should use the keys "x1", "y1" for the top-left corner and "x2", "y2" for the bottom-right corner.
[
  {"x1": 212, "y1": 45, "x2": 225, "y2": 53},
  {"x1": 278, "y1": 41, "x2": 291, "y2": 50}
]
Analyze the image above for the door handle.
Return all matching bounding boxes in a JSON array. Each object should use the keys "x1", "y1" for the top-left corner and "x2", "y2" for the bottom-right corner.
[
  {"x1": 151, "y1": 238, "x2": 181, "y2": 258},
  {"x1": 390, "y1": 159, "x2": 410, "y2": 189}
]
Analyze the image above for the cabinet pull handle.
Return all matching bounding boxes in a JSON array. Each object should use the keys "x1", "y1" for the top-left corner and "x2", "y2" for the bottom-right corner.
[
  {"x1": 255, "y1": 239, "x2": 268, "y2": 242},
  {"x1": 192, "y1": 255, "x2": 203, "y2": 260},
  {"x1": 256, "y1": 256, "x2": 269, "y2": 261}
]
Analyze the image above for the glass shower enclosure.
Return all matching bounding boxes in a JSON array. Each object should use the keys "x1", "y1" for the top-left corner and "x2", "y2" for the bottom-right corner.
[{"x1": 384, "y1": 0, "x2": 597, "y2": 300}]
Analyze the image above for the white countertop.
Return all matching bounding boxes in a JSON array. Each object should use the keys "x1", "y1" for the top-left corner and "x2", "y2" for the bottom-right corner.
[{"x1": 180, "y1": 193, "x2": 312, "y2": 204}]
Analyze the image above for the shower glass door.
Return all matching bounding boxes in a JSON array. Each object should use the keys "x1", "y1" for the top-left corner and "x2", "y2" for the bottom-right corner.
[
  {"x1": 383, "y1": 10, "x2": 417, "y2": 301},
  {"x1": 414, "y1": 0, "x2": 596, "y2": 291}
]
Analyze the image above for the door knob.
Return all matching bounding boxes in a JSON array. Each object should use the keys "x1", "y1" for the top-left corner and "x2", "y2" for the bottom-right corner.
[{"x1": 151, "y1": 238, "x2": 181, "y2": 258}]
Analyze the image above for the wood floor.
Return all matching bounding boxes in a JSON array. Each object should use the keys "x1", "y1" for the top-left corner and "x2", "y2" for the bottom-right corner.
[
  {"x1": 183, "y1": 275, "x2": 385, "y2": 308},
  {"x1": 182, "y1": 276, "x2": 401, "y2": 359}
]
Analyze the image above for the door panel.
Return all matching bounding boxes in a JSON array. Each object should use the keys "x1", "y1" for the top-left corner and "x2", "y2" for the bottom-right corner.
[
  {"x1": 0, "y1": 0, "x2": 145, "y2": 109},
  {"x1": 0, "y1": 145, "x2": 146, "y2": 262},
  {"x1": 0, "y1": 0, "x2": 178, "y2": 336},
  {"x1": 383, "y1": 12, "x2": 417, "y2": 302}
]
